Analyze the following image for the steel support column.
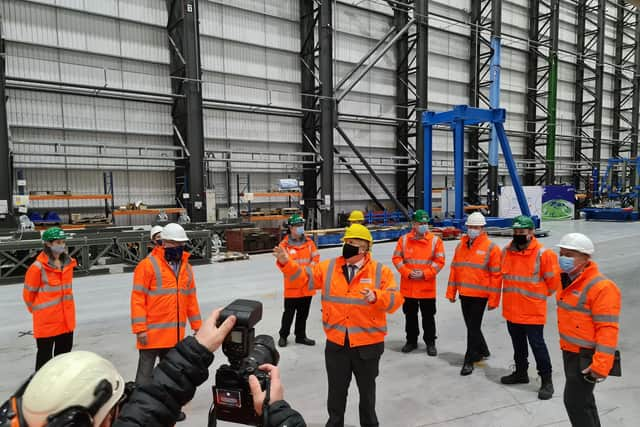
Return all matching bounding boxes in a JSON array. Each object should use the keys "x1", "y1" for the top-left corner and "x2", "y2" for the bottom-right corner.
[
  {"x1": 0, "y1": 25, "x2": 12, "y2": 226},
  {"x1": 612, "y1": 0, "x2": 638, "y2": 166},
  {"x1": 415, "y1": 0, "x2": 428, "y2": 210},
  {"x1": 468, "y1": 0, "x2": 495, "y2": 207},
  {"x1": 394, "y1": 2, "x2": 410, "y2": 208},
  {"x1": 300, "y1": 0, "x2": 320, "y2": 229},
  {"x1": 525, "y1": 0, "x2": 559, "y2": 186},
  {"x1": 167, "y1": 0, "x2": 206, "y2": 222},
  {"x1": 632, "y1": 8, "x2": 640, "y2": 187},
  {"x1": 573, "y1": 0, "x2": 606, "y2": 194},
  {"x1": 319, "y1": 0, "x2": 335, "y2": 227}
]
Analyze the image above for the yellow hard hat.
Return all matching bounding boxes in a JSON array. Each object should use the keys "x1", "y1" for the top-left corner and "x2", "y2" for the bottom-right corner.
[
  {"x1": 347, "y1": 210, "x2": 365, "y2": 222},
  {"x1": 343, "y1": 224, "x2": 373, "y2": 244}
]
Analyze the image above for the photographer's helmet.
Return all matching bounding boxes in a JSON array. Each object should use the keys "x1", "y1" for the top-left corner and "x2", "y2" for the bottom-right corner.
[{"x1": 21, "y1": 351, "x2": 125, "y2": 427}]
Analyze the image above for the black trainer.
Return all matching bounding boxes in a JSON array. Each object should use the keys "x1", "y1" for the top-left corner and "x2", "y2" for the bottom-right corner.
[
  {"x1": 278, "y1": 337, "x2": 287, "y2": 347},
  {"x1": 500, "y1": 369, "x2": 530, "y2": 385},
  {"x1": 401, "y1": 342, "x2": 418, "y2": 353},
  {"x1": 176, "y1": 411, "x2": 186, "y2": 422}
]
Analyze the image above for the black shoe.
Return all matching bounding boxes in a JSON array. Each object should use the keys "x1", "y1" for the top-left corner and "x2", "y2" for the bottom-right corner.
[
  {"x1": 460, "y1": 362, "x2": 474, "y2": 376},
  {"x1": 426, "y1": 342, "x2": 437, "y2": 357},
  {"x1": 295, "y1": 337, "x2": 316, "y2": 346},
  {"x1": 401, "y1": 342, "x2": 418, "y2": 353},
  {"x1": 176, "y1": 412, "x2": 186, "y2": 422},
  {"x1": 500, "y1": 370, "x2": 529, "y2": 385},
  {"x1": 538, "y1": 375, "x2": 554, "y2": 400},
  {"x1": 481, "y1": 349, "x2": 491, "y2": 359},
  {"x1": 278, "y1": 337, "x2": 287, "y2": 347}
]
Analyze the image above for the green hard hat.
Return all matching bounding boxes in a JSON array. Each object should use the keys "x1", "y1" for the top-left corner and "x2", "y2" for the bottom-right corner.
[
  {"x1": 42, "y1": 227, "x2": 67, "y2": 242},
  {"x1": 512, "y1": 215, "x2": 535, "y2": 229},
  {"x1": 287, "y1": 214, "x2": 305, "y2": 226},
  {"x1": 412, "y1": 209, "x2": 430, "y2": 223}
]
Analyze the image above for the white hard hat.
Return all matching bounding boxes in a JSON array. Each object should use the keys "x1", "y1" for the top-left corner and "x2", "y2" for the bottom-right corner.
[
  {"x1": 557, "y1": 232, "x2": 595, "y2": 255},
  {"x1": 22, "y1": 351, "x2": 125, "y2": 427},
  {"x1": 466, "y1": 212, "x2": 487, "y2": 226},
  {"x1": 161, "y1": 223, "x2": 189, "y2": 242},
  {"x1": 150, "y1": 225, "x2": 164, "y2": 239}
]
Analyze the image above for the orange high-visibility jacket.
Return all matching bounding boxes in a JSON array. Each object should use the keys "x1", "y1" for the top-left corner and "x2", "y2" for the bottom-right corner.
[
  {"x1": 501, "y1": 237, "x2": 561, "y2": 325},
  {"x1": 23, "y1": 252, "x2": 77, "y2": 339},
  {"x1": 557, "y1": 261, "x2": 621, "y2": 377},
  {"x1": 278, "y1": 253, "x2": 403, "y2": 347},
  {"x1": 130, "y1": 248, "x2": 202, "y2": 349},
  {"x1": 392, "y1": 231, "x2": 445, "y2": 298},
  {"x1": 446, "y1": 233, "x2": 502, "y2": 308},
  {"x1": 277, "y1": 235, "x2": 320, "y2": 298}
]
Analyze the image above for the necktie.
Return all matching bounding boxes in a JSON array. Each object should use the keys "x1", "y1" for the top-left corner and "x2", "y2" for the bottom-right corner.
[{"x1": 348, "y1": 265, "x2": 357, "y2": 283}]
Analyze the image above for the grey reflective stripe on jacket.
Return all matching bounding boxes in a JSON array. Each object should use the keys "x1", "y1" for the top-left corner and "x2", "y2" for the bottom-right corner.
[
  {"x1": 30, "y1": 294, "x2": 74, "y2": 311},
  {"x1": 448, "y1": 281, "x2": 501, "y2": 293},
  {"x1": 558, "y1": 333, "x2": 617, "y2": 355},
  {"x1": 558, "y1": 276, "x2": 619, "y2": 324},
  {"x1": 322, "y1": 321, "x2": 387, "y2": 334},
  {"x1": 322, "y1": 258, "x2": 383, "y2": 305},
  {"x1": 502, "y1": 249, "x2": 543, "y2": 284}
]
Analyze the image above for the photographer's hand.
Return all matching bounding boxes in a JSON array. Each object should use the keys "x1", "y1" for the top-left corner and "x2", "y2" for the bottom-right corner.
[
  {"x1": 248, "y1": 364, "x2": 284, "y2": 416},
  {"x1": 195, "y1": 308, "x2": 236, "y2": 352}
]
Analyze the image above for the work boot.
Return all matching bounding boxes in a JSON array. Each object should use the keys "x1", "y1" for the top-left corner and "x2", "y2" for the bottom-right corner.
[
  {"x1": 500, "y1": 369, "x2": 529, "y2": 385},
  {"x1": 278, "y1": 337, "x2": 287, "y2": 347},
  {"x1": 426, "y1": 342, "x2": 437, "y2": 357},
  {"x1": 401, "y1": 342, "x2": 418, "y2": 353},
  {"x1": 538, "y1": 374, "x2": 554, "y2": 400},
  {"x1": 481, "y1": 349, "x2": 491, "y2": 359},
  {"x1": 176, "y1": 411, "x2": 186, "y2": 422},
  {"x1": 295, "y1": 337, "x2": 316, "y2": 346},
  {"x1": 460, "y1": 362, "x2": 474, "y2": 376}
]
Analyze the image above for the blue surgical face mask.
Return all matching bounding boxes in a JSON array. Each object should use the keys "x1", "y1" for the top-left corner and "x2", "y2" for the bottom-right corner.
[
  {"x1": 559, "y1": 256, "x2": 575, "y2": 273},
  {"x1": 294, "y1": 226, "x2": 304, "y2": 236},
  {"x1": 417, "y1": 225, "x2": 428, "y2": 235},
  {"x1": 467, "y1": 229, "x2": 481, "y2": 240}
]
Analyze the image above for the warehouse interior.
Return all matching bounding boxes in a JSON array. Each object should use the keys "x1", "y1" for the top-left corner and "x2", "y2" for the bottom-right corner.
[{"x1": 0, "y1": 0, "x2": 639, "y2": 426}]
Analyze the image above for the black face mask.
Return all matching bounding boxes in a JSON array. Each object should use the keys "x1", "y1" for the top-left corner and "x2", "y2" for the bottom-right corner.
[
  {"x1": 512, "y1": 234, "x2": 529, "y2": 246},
  {"x1": 164, "y1": 246, "x2": 184, "y2": 262},
  {"x1": 342, "y1": 243, "x2": 360, "y2": 259}
]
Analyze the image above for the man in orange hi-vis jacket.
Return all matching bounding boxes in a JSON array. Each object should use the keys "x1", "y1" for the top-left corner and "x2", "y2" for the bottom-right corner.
[
  {"x1": 556, "y1": 233, "x2": 621, "y2": 427},
  {"x1": 276, "y1": 214, "x2": 320, "y2": 347},
  {"x1": 446, "y1": 212, "x2": 502, "y2": 376},
  {"x1": 392, "y1": 209, "x2": 445, "y2": 356},
  {"x1": 274, "y1": 224, "x2": 403, "y2": 427},
  {"x1": 500, "y1": 215, "x2": 561, "y2": 401},
  {"x1": 131, "y1": 223, "x2": 202, "y2": 384}
]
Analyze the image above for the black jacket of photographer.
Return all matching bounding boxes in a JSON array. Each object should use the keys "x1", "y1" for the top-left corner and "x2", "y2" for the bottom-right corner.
[{"x1": 113, "y1": 336, "x2": 305, "y2": 427}]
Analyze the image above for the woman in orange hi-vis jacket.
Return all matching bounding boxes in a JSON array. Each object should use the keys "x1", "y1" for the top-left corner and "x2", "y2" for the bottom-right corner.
[
  {"x1": 277, "y1": 214, "x2": 320, "y2": 347},
  {"x1": 130, "y1": 223, "x2": 202, "y2": 392},
  {"x1": 446, "y1": 212, "x2": 502, "y2": 376},
  {"x1": 23, "y1": 227, "x2": 77, "y2": 371},
  {"x1": 274, "y1": 224, "x2": 403, "y2": 427},
  {"x1": 556, "y1": 233, "x2": 621, "y2": 427},
  {"x1": 392, "y1": 209, "x2": 445, "y2": 356}
]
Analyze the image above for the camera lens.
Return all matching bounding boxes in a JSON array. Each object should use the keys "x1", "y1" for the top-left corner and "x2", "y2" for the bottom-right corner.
[{"x1": 249, "y1": 335, "x2": 280, "y2": 367}]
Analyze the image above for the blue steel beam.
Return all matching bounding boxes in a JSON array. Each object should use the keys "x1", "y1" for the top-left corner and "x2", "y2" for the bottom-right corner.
[
  {"x1": 454, "y1": 119, "x2": 465, "y2": 220},
  {"x1": 495, "y1": 122, "x2": 531, "y2": 217},
  {"x1": 422, "y1": 105, "x2": 505, "y2": 127},
  {"x1": 424, "y1": 114, "x2": 434, "y2": 217}
]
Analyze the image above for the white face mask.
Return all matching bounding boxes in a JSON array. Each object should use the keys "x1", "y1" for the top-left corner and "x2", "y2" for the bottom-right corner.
[
  {"x1": 467, "y1": 229, "x2": 481, "y2": 239},
  {"x1": 49, "y1": 244, "x2": 66, "y2": 255}
]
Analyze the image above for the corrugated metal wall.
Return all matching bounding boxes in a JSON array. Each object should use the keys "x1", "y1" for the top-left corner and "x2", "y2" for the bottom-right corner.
[
  {"x1": 2, "y1": 0, "x2": 175, "y2": 224},
  {"x1": 1, "y1": 0, "x2": 628, "y2": 223}
]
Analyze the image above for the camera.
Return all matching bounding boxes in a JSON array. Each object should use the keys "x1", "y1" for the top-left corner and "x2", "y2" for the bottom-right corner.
[{"x1": 208, "y1": 300, "x2": 280, "y2": 427}]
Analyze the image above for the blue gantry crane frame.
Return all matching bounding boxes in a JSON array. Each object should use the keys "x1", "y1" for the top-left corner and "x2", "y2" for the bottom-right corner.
[{"x1": 422, "y1": 105, "x2": 537, "y2": 228}]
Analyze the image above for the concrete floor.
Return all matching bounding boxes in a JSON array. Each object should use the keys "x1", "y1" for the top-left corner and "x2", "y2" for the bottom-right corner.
[{"x1": 1, "y1": 220, "x2": 639, "y2": 427}]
